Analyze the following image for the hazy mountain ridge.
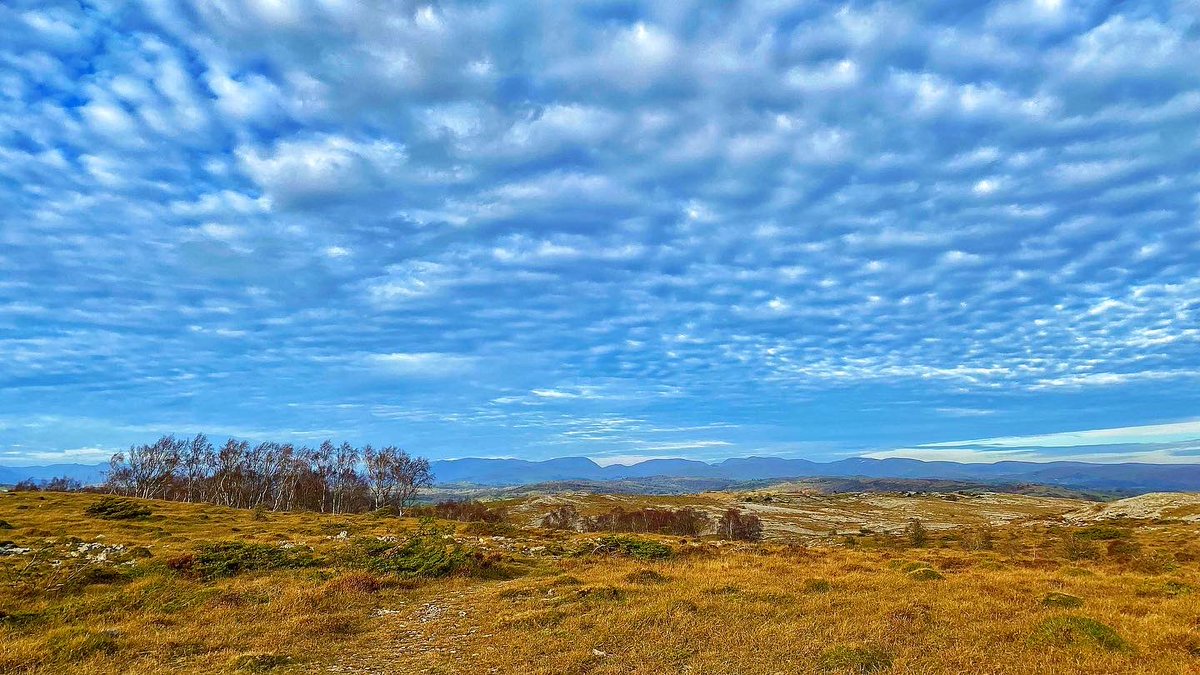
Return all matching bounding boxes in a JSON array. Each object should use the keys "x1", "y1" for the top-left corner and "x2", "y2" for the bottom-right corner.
[
  {"x1": 431, "y1": 456, "x2": 1200, "y2": 493},
  {"x1": 5, "y1": 456, "x2": 1199, "y2": 493}
]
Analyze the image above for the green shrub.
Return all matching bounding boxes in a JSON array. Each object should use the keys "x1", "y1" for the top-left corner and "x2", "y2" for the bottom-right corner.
[
  {"x1": 1041, "y1": 592, "x2": 1084, "y2": 608},
  {"x1": 172, "y1": 542, "x2": 317, "y2": 580},
  {"x1": 1032, "y1": 616, "x2": 1129, "y2": 652},
  {"x1": 581, "y1": 535, "x2": 673, "y2": 560},
  {"x1": 1062, "y1": 535, "x2": 1100, "y2": 561},
  {"x1": 817, "y1": 645, "x2": 893, "y2": 673},
  {"x1": 349, "y1": 520, "x2": 490, "y2": 578},
  {"x1": 1073, "y1": 526, "x2": 1129, "y2": 541},
  {"x1": 84, "y1": 496, "x2": 151, "y2": 520}
]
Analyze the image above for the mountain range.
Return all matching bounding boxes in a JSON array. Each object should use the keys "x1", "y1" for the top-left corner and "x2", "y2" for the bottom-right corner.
[{"x1": 3, "y1": 456, "x2": 1199, "y2": 494}]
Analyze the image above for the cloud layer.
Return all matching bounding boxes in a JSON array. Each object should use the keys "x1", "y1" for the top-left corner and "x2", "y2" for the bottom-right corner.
[{"x1": 2, "y1": 0, "x2": 1199, "y2": 464}]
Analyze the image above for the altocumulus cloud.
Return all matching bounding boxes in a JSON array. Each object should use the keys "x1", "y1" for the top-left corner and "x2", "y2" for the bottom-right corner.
[{"x1": 1, "y1": 0, "x2": 1199, "y2": 464}]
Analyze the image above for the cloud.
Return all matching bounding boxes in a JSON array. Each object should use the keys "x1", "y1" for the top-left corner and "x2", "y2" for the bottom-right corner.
[{"x1": 2, "y1": 0, "x2": 1199, "y2": 463}]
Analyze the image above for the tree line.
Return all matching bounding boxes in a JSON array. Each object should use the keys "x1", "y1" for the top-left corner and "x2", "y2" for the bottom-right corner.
[{"x1": 102, "y1": 434, "x2": 433, "y2": 515}]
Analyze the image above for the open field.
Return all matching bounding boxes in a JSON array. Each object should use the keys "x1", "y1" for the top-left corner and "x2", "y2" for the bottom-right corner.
[{"x1": 2, "y1": 490, "x2": 1199, "y2": 674}]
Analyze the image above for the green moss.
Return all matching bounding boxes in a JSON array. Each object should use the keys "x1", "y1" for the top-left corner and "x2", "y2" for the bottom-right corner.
[
  {"x1": 906, "y1": 567, "x2": 943, "y2": 581},
  {"x1": 1041, "y1": 592, "x2": 1084, "y2": 609},
  {"x1": 1032, "y1": 616, "x2": 1129, "y2": 652},
  {"x1": 803, "y1": 578, "x2": 833, "y2": 593},
  {"x1": 817, "y1": 645, "x2": 893, "y2": 673}
]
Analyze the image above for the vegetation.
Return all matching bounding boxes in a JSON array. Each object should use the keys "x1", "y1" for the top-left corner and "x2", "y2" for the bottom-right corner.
[
  {"x1": 84, "y1": 496, "x2": 152, "y2": 520},
  {"x1": 2, "y1": 490, "x2": 1199, "y2": 673},
  {"x1": 101, "y1": 434, "x2": 432, "y2": 515}
]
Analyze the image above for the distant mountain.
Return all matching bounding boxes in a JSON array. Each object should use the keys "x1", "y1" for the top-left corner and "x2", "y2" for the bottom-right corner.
[
  {"x1": 428, "y1": 456, "x2": 1200, "y2": 493},
  {"x1": 4, "y1": 456, "x2": 1199, "y2": 495},
  {"x1": 0, "y1": 462, "x2": 108, "y2": 486}
]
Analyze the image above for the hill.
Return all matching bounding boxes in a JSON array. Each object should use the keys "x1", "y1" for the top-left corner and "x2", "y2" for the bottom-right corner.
[{"x1": 3, "y1": 490, "x2": 1199, "y2": 673}]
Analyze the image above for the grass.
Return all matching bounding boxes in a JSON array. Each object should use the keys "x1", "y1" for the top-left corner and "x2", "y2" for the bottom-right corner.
[{"x1": 1, "y1": 491, "x2": 1199, "y2": 674}]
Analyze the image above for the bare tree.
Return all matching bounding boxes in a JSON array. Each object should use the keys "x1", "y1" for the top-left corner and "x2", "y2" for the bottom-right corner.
[
  {"x1": 363, "y1": 445, "x2": 397, "y2": 510},
  {"x1": 111, "y1": 435, "x2": 184, "y2": 499},
  {"x1": 330, "y1": 442, "x2": 360, "y2": 514},
  {"x1": 181, "y1": 433, "x2": 213, "y2": 503},
  {"x1": 388, "y1": 447, "x2": 432, "y2": 516}
]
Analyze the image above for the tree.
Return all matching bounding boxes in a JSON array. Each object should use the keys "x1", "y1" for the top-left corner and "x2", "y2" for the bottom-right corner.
[
  {"x1": 387, "y1": 446, "x2": 432, "y2": 516},
  {"x1": 718, "y1": 508, "x2": 763, "y2": 541},
  {"x1": 330, "y1": 442, "x2": 360, "y2": 514},
  {"x1": 110, "y1": 435, "x2": 184, "y2": 499},
  {"x1": 180, "y1": 433, "x2": 214, "y2": 502},
  {"x1": 363, "y1": 445, "x2": 396, "y2": 510}
]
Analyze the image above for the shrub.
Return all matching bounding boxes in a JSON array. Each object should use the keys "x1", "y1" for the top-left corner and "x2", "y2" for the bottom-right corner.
[
  {"x1": 409, "y1": 500, "x2": 507, "y2": 523},
  {"x1": 172, "y1": 542, "x2": 317, "y2": 580},
  {"x1": 1062, "y1": 535, "x2": 1100, "y2": 561},
  {"x1": 583, "y1": 506, "x2": 711, "y2": 537},
  {"x1": 905, "y1": 519, "x2": 929, "y2": 548},
  {"x1": 85, "y1": 496, "x2": 152, "y2": 520},
  {"x1": 817, "y1": 645, "x2": 893, "y2": 673},
  {"x1": 1074, "y1": 526, "x2": 1128, "y2": 541},
  {"x1": 1031, "y1": 616, "x2": 1129, "y2": 652},
  {"x1": 582, "y1": 535, "x2": 673, "y2": 560},
  {"x1": 1128, "y1": 552, "x2": 1177, "y2": 574},
  {"x1": 1041, "y1": 592, "x2": 1084, "y2": 609},
  {"x1": 1105, "y1": 539, "x2": 1141, "y2": 559}
]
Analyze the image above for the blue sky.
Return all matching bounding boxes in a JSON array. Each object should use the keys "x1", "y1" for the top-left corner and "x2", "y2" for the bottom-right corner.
[{"x1": 2, "y1": 0, "x2": 1200, "y2": 466}]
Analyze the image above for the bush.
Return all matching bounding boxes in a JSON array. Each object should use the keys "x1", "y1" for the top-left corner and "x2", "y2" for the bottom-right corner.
[
  {"x1": 85, "y1": 496, "x2": 151, "y2": 520},
  {"x1": 582, "y1": 535, "x2": 673, "y2": 560},
  {"x1": 408, "y1": 500, "x2": 507, "y2": 523},
  {"x1": 1031, "y1": 616, "x2": 1128, "y2": 652},
  {"x1": 1074, "y1": 526, "x2": 1128, "y2": 541},
  {"x1": 905, "y1": 519, "x2": 929, "y2": 547},
  {"x1": 583, "y1": 506, "x2": 711, "y2": 537},
  {"x1": 817, "y1": 645, "x2": 893, "y2": 673},
  {"x1": 171, "y1": 542, "x2": 317, "y2": 580},
  {"x1": 1062, "y1": 535, "x2": 1100, "y2": 561}
]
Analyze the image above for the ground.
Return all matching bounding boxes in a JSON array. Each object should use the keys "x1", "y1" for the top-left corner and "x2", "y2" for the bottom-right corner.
[{"x1": 1, "y1": 490, "x2": 1199, "y2": 674}]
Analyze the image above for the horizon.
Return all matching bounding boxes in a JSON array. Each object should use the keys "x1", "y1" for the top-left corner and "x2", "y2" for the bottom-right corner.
[{"x1": 4, "y1": 2, "x2": 1200, "y2": 467}]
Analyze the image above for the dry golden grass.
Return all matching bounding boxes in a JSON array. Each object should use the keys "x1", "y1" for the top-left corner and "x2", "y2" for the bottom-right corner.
[{"x1": 2, "y1": 491, "x2": 1199, "y2": 674}]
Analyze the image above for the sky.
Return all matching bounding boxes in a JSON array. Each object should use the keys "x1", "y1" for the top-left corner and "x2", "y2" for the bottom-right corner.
[{"x1": 2, "y1": 0, "x2": 1200, "y2": 467}]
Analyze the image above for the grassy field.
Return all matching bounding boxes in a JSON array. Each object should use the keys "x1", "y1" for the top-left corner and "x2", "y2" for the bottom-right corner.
[{"x1": 2, "y1": 490, "x2": 1199, "y2": 674}]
